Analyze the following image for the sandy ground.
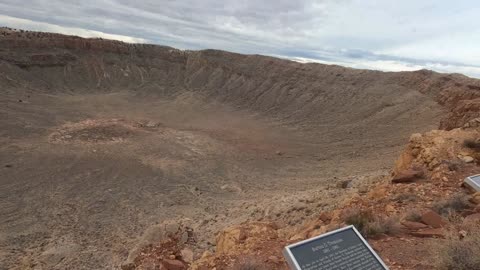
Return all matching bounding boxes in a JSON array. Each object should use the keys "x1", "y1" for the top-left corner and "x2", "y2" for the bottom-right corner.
[{"x1": 0, "y1": 91, "x2": 441, "y2": 269}]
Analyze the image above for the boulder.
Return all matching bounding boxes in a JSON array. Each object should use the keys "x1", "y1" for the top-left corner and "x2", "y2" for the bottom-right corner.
[
  {"x1": 392, "y1": 169, "x2": 424, "y2": 183},
  {"x1": 421, "y1": 210, "x2": 447, "y2": 228},
  {"x1": 470, "y1": 192, "x2": 480, "y2": 204},
  {"x1": 458, "y1": 155, "x2": 474, "y2": 163},
  {"x1": 401, "y1": 221, "x2": 428, "y2": 231},
  {"x1": 142, "y1": 258, "x2": 167, "y2": 270},
  {"x1": 162, "y1": 259, "x2": 186, "y2": 270},
  {"x1": 180, "y1": 248, "x2": 194, "y2": 263}
]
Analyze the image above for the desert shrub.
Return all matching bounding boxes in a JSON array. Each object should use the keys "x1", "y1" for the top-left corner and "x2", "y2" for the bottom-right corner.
[
  {"x1": 441, "y1": 159, "x2": 461, "y2": 171},
  {"x1": 343, "y1": 209, "x2": 400, "y2": 238},
  {"x1": 337, "y1": 179, "x2": 352, "y2": 189},
  {"x1": 433, "y1": 194, "x2": 472, "y2": 218},
  {"x1": 365, "y1": 217, "x2": 402, "y2": 237},
  {"x1": 392, "y1": 193, "x2": 419, "y2": 203},
  {"x1": 343, "y1": 209, "x2": 374, "y2": 235},
  {"x1": 463, "y1": 138, "x2": 480, "y2": 150},
  {"x1": 443, "y1": 211, "x2": 464, "y2": 224},
  {"x1": 404, "y1": 210, "x2": 422, "y2": 222},
  {"x1": 376, "y1": 217, "x2": 402, "y2": 235},
  {"x1": 434, "y1": 222, "x2": 480, "y2": 270}
]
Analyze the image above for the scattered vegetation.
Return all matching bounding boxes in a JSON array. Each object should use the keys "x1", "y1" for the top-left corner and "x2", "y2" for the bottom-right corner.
[
  {"x1": 404, "y1": 210, "x2": 423, "y2": 222},
  {"x1": 337, "y1": 180, "x2": 352, "y2": 189},
  {"x1": 343, "y1": 209, "x2": 373, "y2": 234},
  {"x1": 434, "y1": 222, "x2": 480, "y2": 270},
  {"x1": 343, "y1": 209, "x2": 401, "y2": 238},
  {"x1": 463, "y1": 138, "x2": 480, "y2": 150},
  {"x1": 441, "y1": 160, "x2": 461, "y2": 171},
  {"x1": 392, "y1": 192, "x2": 419, "y2": 203},
  {"x1": 432, "y1": 194, "x2": 472, "y2": 218},
  {"x1": 367, "y1": 217, "x2": 402, "y2": 236}
]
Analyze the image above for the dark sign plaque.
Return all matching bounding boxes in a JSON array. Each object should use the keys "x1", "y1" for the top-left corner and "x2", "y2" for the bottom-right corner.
[{"x1": 283, "y1": 225, "x2": 388, "y2": 270}]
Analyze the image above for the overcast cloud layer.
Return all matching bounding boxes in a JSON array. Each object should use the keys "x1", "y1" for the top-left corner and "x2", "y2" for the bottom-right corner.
[{"x1": 1, "y1": 0, "x2": 480, "y2": 78}]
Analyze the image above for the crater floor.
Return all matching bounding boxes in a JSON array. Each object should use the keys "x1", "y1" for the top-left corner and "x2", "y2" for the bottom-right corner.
[{"x1": 0, "y1": 91, "x2": 441, "y2": 269}]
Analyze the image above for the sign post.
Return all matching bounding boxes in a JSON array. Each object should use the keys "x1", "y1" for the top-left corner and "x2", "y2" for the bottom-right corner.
[{"x1": 283, "y1": 225, "x2": 389, "y2": 270}]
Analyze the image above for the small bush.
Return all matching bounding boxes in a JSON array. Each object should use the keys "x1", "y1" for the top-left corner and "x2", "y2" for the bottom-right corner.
[
  {"x1": 464, "y1": 138, "x2": 480, "y2": 150},
  {"x1": 433, "y1": 194, "x2": 472, "y2": 217},
  {"x1": 376, "y1": 217, "x2": 402, "y2": 235},
  {"x1": 441, "y1": 160, "x2": 461, "y2": 171},
  {"x1": 343, "y1": 209, "x2": 374, "y2": 235},
  {"x1": 337, "y1": 180, "x2": 352, "y2": 189},
  {"x1": 443, "y1": 211, "x2": 464, "y2": 224},
  {"x1": 343, "y1": 209, "x2": 400, "y2": 238},
  {"x1": 393, "y1": 193, "x2": 419, "y2": 203},
  {"x1": 404, "y1": 210, "x2": 422, "y2": 222},
  {"x1": 434, "y1": 222, "x2": 480, "y2": 270}
]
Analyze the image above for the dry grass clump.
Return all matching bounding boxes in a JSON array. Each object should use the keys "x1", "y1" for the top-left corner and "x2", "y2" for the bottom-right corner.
[
  {"x1": 434, "y1": 222, "x2": 480, "y2": 270},
  {"x1": 343, "y1": 209, "x2": 401, "y2": 238},
  {"x1": 432, "y1": 194, "x2": 472, "y2": 218},
  {"x1": 404, "y1": 210, "x2": 423, "y2": 222},
  {"x1": 367, "y1": 217, "x2": 402, "y2": 236},
  {"x1": 392, "y1": 192, "x2": 419, "y2": 203},
  {"x1": 343, "y1": 209, "x2": 373, "y2": 234},
  {"x1": 463, "y1": 138, "x2": 480, "y2": 150},
  {"x1": 441, "y1": 160, "x2": 462, "y2": 171}
]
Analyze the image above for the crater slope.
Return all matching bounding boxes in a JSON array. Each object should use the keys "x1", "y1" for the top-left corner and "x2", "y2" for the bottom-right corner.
[{"x1": 1, "y1": 28, "x2": 479, "y2": 269}]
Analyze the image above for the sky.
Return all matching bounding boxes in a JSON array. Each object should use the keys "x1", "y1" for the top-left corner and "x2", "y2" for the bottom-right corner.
[{"x1": 1, "y1": 0, "x2": 480, "y2": 78}]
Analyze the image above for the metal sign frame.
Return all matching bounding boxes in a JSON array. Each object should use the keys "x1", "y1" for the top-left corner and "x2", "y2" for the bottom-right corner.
[
  {"x1": 464, "y1": 174, "x2": 480, "y2": 192},
  {"x1": 283, "y1": 225, "x2": 389, "y2": 270}
]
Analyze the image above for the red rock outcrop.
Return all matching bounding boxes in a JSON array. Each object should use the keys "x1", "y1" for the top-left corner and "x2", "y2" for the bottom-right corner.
[{"x1": 394, "y1": 128, "x2": 479, "y2": 174}]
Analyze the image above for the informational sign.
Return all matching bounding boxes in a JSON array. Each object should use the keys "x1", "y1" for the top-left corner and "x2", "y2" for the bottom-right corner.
[
  {"x1": 283, "y1": 225, "x2": 388, "y2": 270},
  {"x1": 464, "y1": 174, "x2": 480, "y2": 192}
]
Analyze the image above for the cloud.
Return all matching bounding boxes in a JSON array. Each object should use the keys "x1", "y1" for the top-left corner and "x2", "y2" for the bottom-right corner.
[
  {"x1": 289, "y1": 56, "x2": 480, "y2": 78},
  {"x1": 0, "y1": 14, "x2": 147, "y2": 43},
  {"x1": 0, "y1": 0, "x2": 479, "y2": 78}
]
